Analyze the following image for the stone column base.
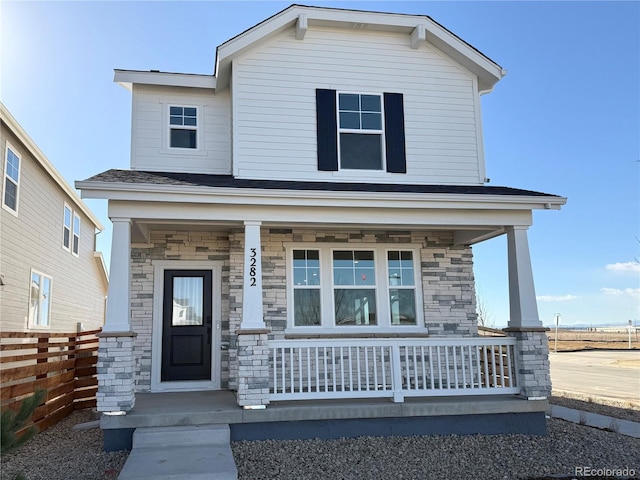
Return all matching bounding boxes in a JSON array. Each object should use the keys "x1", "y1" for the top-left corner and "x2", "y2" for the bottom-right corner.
[
  {"x1": 505, "y1": 327, "x2": 551, "y2": 399},
  {"x1": 96, "y1": 332, "x2": 137, "y2": 413},
  {"x1": 236, "y1": 329, "x2": 270, "y2": 407}
]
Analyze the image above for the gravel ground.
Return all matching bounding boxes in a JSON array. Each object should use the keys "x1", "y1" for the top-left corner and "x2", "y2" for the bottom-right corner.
[
  {"x1": 1, "y1": 403, "x2": 639, "y2": 480},
  {"x1": 0, "y1": 410, "x2": 128, "y2": 480},
  {"x1": 232, "y1": 421, "x2": 640, "y2": 480}
]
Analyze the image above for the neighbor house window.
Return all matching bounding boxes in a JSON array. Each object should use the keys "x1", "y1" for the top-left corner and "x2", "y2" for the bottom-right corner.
[
  {"x1": 338, "y1": 93, "x2": 383, "y2": 170},
  {"x1": 63, "y1": 204, "x2": 72, "y2": 251},
  {"x1": 72, "y1": 213, "x2": 80, "y2": 256},
  {"x1": 3, "y1": 143, "x2": 20, "y2": 215},
  {"x1": 29, "y1": 270, "x2": 52, "y2": 328},
  {"x1": 169, "y1": 106, "x2": 197, "y2": 149},
  {"x1": 288, "y1": 245, "x2": 421, "y2": 330}
]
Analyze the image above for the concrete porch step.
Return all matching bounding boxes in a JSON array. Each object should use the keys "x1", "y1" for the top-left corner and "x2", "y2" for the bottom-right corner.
[
  {"x1": 118, "y1": 425, "x2": 238, "y2": 480},
  {"x1": 132, "y1": 424, "x2": 230, "y2": 448}
]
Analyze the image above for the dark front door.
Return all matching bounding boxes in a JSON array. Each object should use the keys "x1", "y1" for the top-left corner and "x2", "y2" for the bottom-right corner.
[{"x1": 161, "y1": 270, "x2": 212, "y2": 382}]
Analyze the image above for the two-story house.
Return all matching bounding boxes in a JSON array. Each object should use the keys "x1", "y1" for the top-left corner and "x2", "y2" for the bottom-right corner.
[
  {"x1": 76, "y1": 5, "x2": 565, "y2": 449},
  {"x1": 1, "y1": 103, "x2": 108, "y2": 333}
]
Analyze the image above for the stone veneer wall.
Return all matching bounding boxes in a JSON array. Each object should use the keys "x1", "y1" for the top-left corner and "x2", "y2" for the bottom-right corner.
[
  {"x1": 130, "y1": 231, "x2": 231, "y2": 391},
  {"x1": 130, "y1": 228, "x2": 478, "y2": 393},
  {"x1": 506, "y1": 329, "x2": 552, "y2": 398}
]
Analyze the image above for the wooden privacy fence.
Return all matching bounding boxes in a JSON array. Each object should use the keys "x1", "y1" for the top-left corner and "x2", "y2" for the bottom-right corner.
[
  {"x1": 0, "y1": 329, "x2": 100, "y2": 433},
  {"x1": 270, "y1": 337, "x2": 520, "y2": 402}
]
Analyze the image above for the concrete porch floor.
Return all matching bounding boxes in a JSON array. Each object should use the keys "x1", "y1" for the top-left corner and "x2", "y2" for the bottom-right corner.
[{"x1": 101, "y1": 390, "x2": 547, "y2": 431}]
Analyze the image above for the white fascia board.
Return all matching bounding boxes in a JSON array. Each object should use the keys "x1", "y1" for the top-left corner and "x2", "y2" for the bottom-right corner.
[
  {"x1": 214, "y1": 5, "x2": 503, "y2": 91},
  {"x1": 76, "y1": 180, "x2": 566, "y2": 212},
  {"x1": 94, "y1": 252, "x2": 110, "y2": 289},
  {"x1": 107, "y1": 199, "x2": 533, "y2": 229},
  {"x1": 113, "y1": 69, "x2": 216, "y2": 91},
  {"x1": 422, "y1": 22, "x2": 503, "y2": 91},
  {"x1": 0, "y1": 103, "x2": 104, "y2": 230}
]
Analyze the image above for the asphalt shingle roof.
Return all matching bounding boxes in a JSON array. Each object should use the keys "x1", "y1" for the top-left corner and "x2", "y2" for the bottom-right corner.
[{"x1": 82, "y1": 169, "x2": 560, "y2": 198}]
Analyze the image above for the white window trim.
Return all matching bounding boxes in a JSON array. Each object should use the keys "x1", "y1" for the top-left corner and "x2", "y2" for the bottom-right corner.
[
  {"x1": 166, "y1": 104, "x2": 201, "y2": 152},
  {"x1": 72, "y1": 212, "x2": 81, "y2": 257},
  {"x1": 28, "y1": 269, "x2": 53, "y2": 329},
  {"x1": 285, "y1": 243, "x2": 425, "y2": 335},
  {"x1": 2, "y1": 141, "x2": 21, "y2": 217},
  {"x1": 62, "y1": 203, "x2": 72, "y2": 252},
  {"x1": 336, "y1": 91, "x2": 386, "y2": 172}
]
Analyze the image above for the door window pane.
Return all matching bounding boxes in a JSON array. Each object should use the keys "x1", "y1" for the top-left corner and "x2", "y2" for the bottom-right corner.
[{"x1": 172, "y1": 277, "x2": 203, "y2": 326}]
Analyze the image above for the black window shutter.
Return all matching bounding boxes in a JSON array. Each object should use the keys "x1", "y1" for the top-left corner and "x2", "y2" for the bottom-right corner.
[
  {"x1": 316, "y1": 89, "x2": 338, "y2": 171},
  {"x1": 384, "y1": 93, "x2": 407, "y2": 173}
]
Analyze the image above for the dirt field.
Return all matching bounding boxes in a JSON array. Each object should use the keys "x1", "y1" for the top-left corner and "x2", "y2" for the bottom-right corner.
[{"x1": 547, "y1": 329, "x2": 639, "y2": 352}]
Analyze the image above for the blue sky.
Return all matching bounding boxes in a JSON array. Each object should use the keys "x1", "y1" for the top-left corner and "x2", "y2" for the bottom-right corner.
[{"x1": 2, "y1": 1, "x2": 638, "y2": 327}]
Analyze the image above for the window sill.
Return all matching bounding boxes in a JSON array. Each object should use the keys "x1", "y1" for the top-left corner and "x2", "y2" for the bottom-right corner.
[
  {"x1": 284, "y1": 329, "x2": 429, "y2": 339},
  {"x1": 159, "y1": 147, "x2": 207, "y2": 157}
]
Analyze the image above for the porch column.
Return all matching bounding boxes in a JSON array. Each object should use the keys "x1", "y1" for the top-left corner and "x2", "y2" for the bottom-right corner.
[
  {"x1": 241, "y1": 221, "x2": 265, "y2": 329},
  {"x1": 104, "y1": 218, "x2": 132, "y2": 332},
  {"x1": 236, "y1": 221, "x2": 270, "y2": 408},
  {"x1": 96, "y1": 217, "x2": 136, "y2": 413},
  {"x1": 506, "y1": 226, "x2": 541, "y2": 328},
  {"x1": 504, "y1": 226, "x2": 551, "y2": 400}
]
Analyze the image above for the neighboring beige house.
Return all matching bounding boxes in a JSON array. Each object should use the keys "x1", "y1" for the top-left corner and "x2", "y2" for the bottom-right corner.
[{"x1": 0, "y1": 103, "x2": 108, "y2": 333}]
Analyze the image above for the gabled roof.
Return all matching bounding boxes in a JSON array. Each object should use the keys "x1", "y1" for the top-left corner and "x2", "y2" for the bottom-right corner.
[
  {"x1": 115, "y1": 4, "x2": 505, "y2": 93},
  {"x1": 0, "y1": 103, "x2": 104, "y2": 231}
]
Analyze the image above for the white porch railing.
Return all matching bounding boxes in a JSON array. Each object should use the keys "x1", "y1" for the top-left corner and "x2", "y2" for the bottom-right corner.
[{"x1": 270, "y1": 337, "x2": 519, "y2": 402}]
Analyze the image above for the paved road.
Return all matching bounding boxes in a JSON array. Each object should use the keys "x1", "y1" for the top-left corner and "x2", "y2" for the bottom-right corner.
[{"x1": 549, "y1": 350, "x2": 640, "y2": 403}]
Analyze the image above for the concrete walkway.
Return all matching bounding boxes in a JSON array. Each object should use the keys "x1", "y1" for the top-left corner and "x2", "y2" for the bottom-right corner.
[
  {"x1": 117, "y1": 424, "x2": 237, "y2": 480},
  {"x1": 548, "y1": 404, "x2": 640, "y2": 438}
]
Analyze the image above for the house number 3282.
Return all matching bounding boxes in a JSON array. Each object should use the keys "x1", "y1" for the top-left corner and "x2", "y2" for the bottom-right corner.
[{"x1": 249, "y1": 248, "x2": 257, "y2": 286}]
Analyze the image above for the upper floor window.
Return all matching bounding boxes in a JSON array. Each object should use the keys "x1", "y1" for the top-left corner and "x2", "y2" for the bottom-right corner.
[
  {"x1": 3, "y1": 143, "x2": 21, "y2": 215},
  {"x1": 29, "y1": 270, "x2": 52, "y2": 328},
  {"x1": 72, "y1": 212, "x2": 81, "y2": 256},
  {"x1": 289, "y1": 245, "x2": 422, "y2": 330},
  {"x1": 316, "y1": 89, "x2": 406, "y2": 174},
  {"x1": 338, "y1": 93, "x2": 384, "y2": 170},
  {"x1": 169, "y1": 106, "x2": 197, "y2": 149},
  {"x1": 63, "y1": 204, "x2": 72, "y2": 251},
  {"x1": 62, "y1": 205, "x2": 80, "y2": 256}
]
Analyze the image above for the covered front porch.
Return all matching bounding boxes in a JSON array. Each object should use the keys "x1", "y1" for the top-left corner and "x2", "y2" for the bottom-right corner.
[{"x1": 75, "y1": 172, "x2": 564, "y2": 441}]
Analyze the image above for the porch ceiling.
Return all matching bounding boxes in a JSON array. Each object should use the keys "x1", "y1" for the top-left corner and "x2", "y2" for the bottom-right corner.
[{"x1": 130, "y1": 218, "x2": 504, "y2": 246}]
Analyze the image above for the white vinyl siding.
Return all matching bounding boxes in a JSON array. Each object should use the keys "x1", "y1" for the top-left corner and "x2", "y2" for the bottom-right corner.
[
  {"x1": 130, "y1": 85, "x2": 231, "y2": 174},
  {"x1": 233, "y1": 26, "x2": 483, "y2": 185}
]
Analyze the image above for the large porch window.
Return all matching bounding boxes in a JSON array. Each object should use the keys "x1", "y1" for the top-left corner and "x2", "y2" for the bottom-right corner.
[{"x1": 289, "y1": 245, "x2": 422, "y2": 331}]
